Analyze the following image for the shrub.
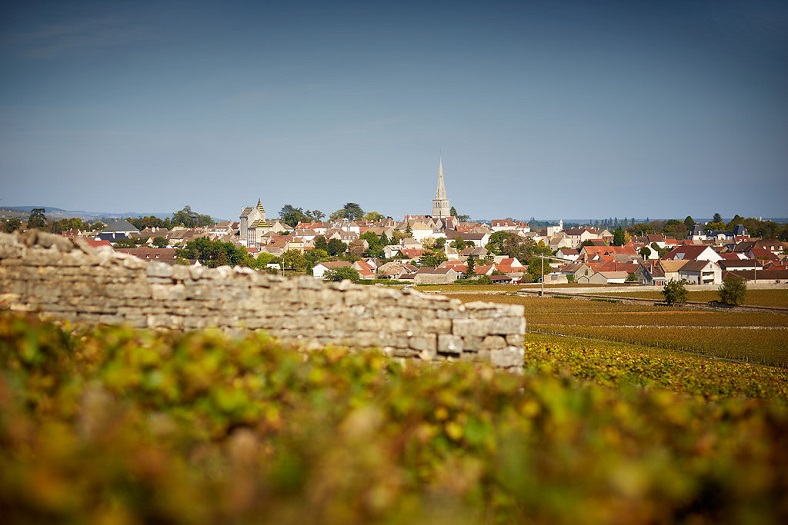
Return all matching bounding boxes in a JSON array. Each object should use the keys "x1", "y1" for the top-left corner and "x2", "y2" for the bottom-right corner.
[
  {"x1": 324, "y1": 266, "x2": 361, "y2": 283},
  {"x1": 719, "y1": 275, "x2": 747, "y2": 305},
  {"x1": 662, "y1": 280, "x2": 688, "y2": 306}
]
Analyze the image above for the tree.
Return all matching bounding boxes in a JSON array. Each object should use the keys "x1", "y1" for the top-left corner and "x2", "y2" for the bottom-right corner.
[
  {"x1": 450, "y1": 237, "x2": 467, "y2": 251},
  {"x1": 612, "y1": 227, "x2": 626, "y2": 246},
  {"x1": 662, "y1": 219, "x2": 688, "y2": 240},
  {"x1": 450, "y1": 206, "x2": 470, "y2": 222},
  {"x1": 639, "y1": 246, "x2": 652, "y2": 259},
  {"x1": 684, "y1": 216, "x2": 695, "y2": 231},
  {"x1": 280, "y1": 249, "x2": 307, "y2": 273},
  {"x1": 172, "y1": 206, "x2": 212, "y2": 228},
  {"x1": 526, "y1": 256, "x2": 551, "y2": 282},
  {"x1": 28, "y1": 208, "x2": 47, "y2": 230},
  {"x1": 713, "y1": 212, "x2": 723, "y2": 224},
  {"x1": 363, "y1": 211, "x2": 385, "y2": 222},
  {"x1": 3, "y1": 218, "x2": 22, "y2": 233},
  {"x1": 280, "y1": 205, "x2": 309, "y2": 227},
  {"x1": 178, "y1": 237, "x2": 246, "y2": 268},
  {"x1": 113, "y1": 237, "x2": 139, "y2": 248},
  {"x1": 662, "y1": 280, "x2": 688, "y2": 306},
  {"x1": 421, "y1": 251, "x2": 447, "y2": 268},
  {"x1": 718, "y1": 275, "x2": 747, "y2": 306},
  {"x1": 327, "y1": 238, "x2": 347, "y2": 257},
  {"x1": 152, "y1": 236, "x2": 169, "y2": 248},
  {"x1": 330, "y1": 203, "x2": 364, "y2": 221},
  {"x1": 464, "y1": 256, "x2": 475, "y2": 278},
  {"x1": 324, "y1": 266, "x2": 360, "y2": 283}
]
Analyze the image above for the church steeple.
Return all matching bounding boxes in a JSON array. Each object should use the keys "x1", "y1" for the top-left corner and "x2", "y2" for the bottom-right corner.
[
  {"x1": 435, "y1": 157, "x2": 447, "y2": 200},
  {"x1": 431, "y1": 157, "x2": 451, "y2": 218}
]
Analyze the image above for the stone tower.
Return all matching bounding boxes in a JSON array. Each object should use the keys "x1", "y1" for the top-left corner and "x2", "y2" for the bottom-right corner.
[{"x1": 431, "y1": 157, "x2": 451, "y2": 219}]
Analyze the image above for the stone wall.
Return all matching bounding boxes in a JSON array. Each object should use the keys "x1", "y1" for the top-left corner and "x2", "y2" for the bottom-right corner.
[{"x1": 0, "y1": 231, "x2": 525, "y2": 370}]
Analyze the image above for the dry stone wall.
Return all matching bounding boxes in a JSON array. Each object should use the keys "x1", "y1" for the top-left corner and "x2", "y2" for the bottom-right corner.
[{"x1": 0, "y1": 231, "x2": 525, "y2": 370}]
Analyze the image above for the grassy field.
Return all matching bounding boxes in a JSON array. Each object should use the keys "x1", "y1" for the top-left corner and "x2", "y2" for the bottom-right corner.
[
  {"x1": 1, "y1": 312, "x2": 787, "y2": 524},
  {"x1": 445, "y1": 293, "x2": 788, "y2": 368}
]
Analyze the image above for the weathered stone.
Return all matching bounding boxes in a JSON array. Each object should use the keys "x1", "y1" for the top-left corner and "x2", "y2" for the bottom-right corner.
[
  {"x1": 480, "y1": 335, "x2": 507, "y2": 351},
  {"x1": 506, "y1": 333, "x2": 525, "y2": 347},
  {"x1": 438, "y1": 334, "x2": 463, "y2": 356},
  {"x1": 409, "y1": 334, "x2": 436, "y2": 353},
  {"x1": 490, "y1": 346, "x2": 524, "y2": 369},
  {"x1": 147, "y1": 261, "x2": 174, "y2": 279}
]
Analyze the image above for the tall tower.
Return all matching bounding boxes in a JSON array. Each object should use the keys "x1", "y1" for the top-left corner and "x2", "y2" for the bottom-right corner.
[{"x1": 431, "y1": 157, "x2": 451, "y2": 218}]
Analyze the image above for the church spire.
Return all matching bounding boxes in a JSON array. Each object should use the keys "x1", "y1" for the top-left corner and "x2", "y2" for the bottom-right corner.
[
  {"x1": 435, "y1": 157, "x2": 447, "y2": 200},
  {"x1": 431, "y1": 157, "x2": 451, "y2": 218}
]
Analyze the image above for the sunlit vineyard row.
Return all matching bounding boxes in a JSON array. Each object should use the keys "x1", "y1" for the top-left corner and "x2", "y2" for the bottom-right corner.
[
  {"x1": 1, "y1": 312, "x2": 787, "y2": 524},
  {"x1": 524, "y1": 333, "x2": 788, "y2": 399},
  {"x1": 450, "y1": 293, "x2": 788, "y2": 368}
]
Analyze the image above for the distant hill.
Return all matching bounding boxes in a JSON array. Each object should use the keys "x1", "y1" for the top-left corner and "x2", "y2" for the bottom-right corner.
[{"x1": 0, "y1": 206, "x2": 172, "y2": 221}]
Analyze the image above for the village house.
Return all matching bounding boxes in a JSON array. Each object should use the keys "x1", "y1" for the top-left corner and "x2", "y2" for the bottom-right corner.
[
  {"x1": 95, "y1": 219, "x2": 139, "y2": 242},
  {"x1": 678, "y1": 260, "x2": 722, "y2": 285},
  {"x1": 663, "y1": 245, "x2": 723, "y2": 263}
]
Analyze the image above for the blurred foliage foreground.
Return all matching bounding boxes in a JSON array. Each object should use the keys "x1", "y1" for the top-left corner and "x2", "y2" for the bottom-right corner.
[{"x1": 0, "y1": 312, "x2": 786, "y2": 525}]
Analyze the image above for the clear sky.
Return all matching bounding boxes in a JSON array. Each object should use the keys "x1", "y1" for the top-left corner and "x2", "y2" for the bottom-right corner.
[{"x1": 1, "y1": 0, "x2": 787, "y2": 222}]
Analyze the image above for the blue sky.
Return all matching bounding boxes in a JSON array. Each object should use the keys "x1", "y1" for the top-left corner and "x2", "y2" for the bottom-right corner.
[{"x1": 1, "y1": 0, "x2": 786, "y2": 222}]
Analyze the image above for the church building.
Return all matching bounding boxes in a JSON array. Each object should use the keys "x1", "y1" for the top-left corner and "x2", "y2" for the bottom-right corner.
[{"x1": 431, "y1": 157, "x2": 451, "y2": 219}]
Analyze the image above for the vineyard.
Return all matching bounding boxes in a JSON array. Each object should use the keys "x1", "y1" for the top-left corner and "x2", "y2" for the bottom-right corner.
[
  {"x1": 449, "y1": 293, "x2": 788, "y2": 368},
  {"x1": 1, "y1": 311, "x2": 787, "y2": 524}
]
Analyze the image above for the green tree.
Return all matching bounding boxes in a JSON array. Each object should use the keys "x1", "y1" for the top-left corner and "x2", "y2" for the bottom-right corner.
[
  {"x1": 281, "y1": 249, "x2": 307, "y2": 273},
  {"x1": 330, "y1": 203, "x2": 364, "y2": 221},
  {"x1": 360, "y1": 231, "x2": 384, "y2": 258},
  {"x1": 363, "y1": 211, "x2": 385, "y2": 222},
  {"x1": 4, "y1": 218, "x2": 22, "y2": 233},
  {"x1": 178, "y1": 237, "x2": 246, "y2": 267},
  {"x1": 526, "y1": 255, "x2": 551, "y2": 282},
  {"x1": 304, "y1": 248, "x2": 330, "y2": 270},
  {"x1": 421, "y1": 251, "x2": 447, "y2": 268},
  {"x1": 612, "y1": 227, "x2": 626, "y2": 246},
  {"x1": 684, "y1": 216, "x2": 695, "y2": 231},
  {"x1": 314, "y1": 235, "x2": 329, "y2": 252},
  {"x1": 662, "y1": 219, "x2": 688, "y2": 240},
  {"x1": 718, "y1": 276, "x2": 747, "y2": 306},
  {"x1": 113, "y1": 237, "x2": 139, "y2": 248},
  {"x1": 464, "y1": 256, "x2": 475, "y2": 278},
  {"x1": 713, "y1": 212, "x2": 723, "y2": 224},
  {"x1": 279, "y1": 205, "x2": 309, "y2": 227},
  {"x1": 172, "y1": 206, "x2": 212, "y2": 228},
  {"x1": 450, "y1": 237, "x2": 467, "y2": 251},
  {"x1": 662, "y1": 280, "x2": 688, "y2": 306},
  {"x1": 327, "y1": 238, "x2": 347, "y2": 257},
  {"x1": 639, "y1": 246, "x2": 652, "y2": 259},
  {"x1": 152, "y1": 236, "x2": 169, "y2": 248},
  {"x1": 324, "y1": 266, "x2": 360, "y2": 283},
  {"x1": 27, "y1": 208, "x2": 47, "y2": 230}
]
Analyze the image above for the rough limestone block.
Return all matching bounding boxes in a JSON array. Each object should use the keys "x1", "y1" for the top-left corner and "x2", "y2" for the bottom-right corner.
[
  {"x1": 452, "y1": 319, "x2": 490, "y2": 338},
  {"x1": 490, "y1": 346, "x2": 524, "y2": 369},
  {"x1": 438, "y1": 334, "x2": 463, "y2": 356},
  {"x1": 147, "y1": 261, "x2": 174, "y2": 279},
  {"x1": 151, "y1": 283, "x2": 187, "y2": 301},
  {"x1": 409, "y1": 334, "x2": 436, "y2": 353},
  {"x1": 489, "y1": 316, "x2": 526, "y2": 335},
  {"x1": 506, "y1": 334, "x2": 525, "y2": 347},
  {"x1": 480, "y1": 335, "x2": 507, "y2": 351},
  {"x1": 171, "y1": 265, "x2": 191, "y2": 281},
  {"x1": 461, "y1": 336, "x2": 483, "y2": 352},
  {"x1": 465, "y1": 301, "x2": 525, "y2": 319}
]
